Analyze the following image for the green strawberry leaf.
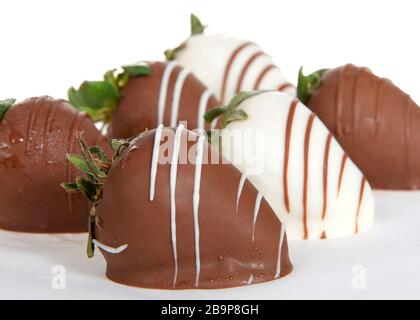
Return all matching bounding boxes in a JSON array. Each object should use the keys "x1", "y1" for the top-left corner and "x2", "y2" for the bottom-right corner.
[
  {"x1": 60, "y1": 182, "x2": 79, "y2": 192},
  {"x1": 89, "y1": 146, "x2": 110, "y2": 163},
  {"x1": 0, "y1": 98, "x2": 16, "y2": 120},
  {"x1": 203, "y1": 107, "x2": 226, "y2": 123},
  {"x1": 164, "y1": 42, "x2": 186, "y2": 61},
  {"x1": 122, "y1": 62, "x2": 151, "y2": 77},
  {"x1": 191, "y1": 14, "x2": 206, "y2": 35},
  {"x1": 76, "y1": 177, "x2": 97, "y2": 203},
  {"x1": 77, "y1": 81, "x2": 120, "y2": 110},
  {"x1": 87, "y1": 206, "x2": 96, "y2": 258},
  {"x1": 204, "y1": 90, "x2": 267, "y2": 129},
  {"x1": 67, "y1": 154, "x2": 91, "y2": 174},
  {"x1": 297, "y1": 67, "x2": 327, "y2": 104},
  {"x1": 224, "y1": 109, "x2": 248, "y2": 126}
]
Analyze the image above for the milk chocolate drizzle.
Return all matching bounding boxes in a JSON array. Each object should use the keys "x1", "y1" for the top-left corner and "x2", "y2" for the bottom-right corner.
[
  {"x1": 41, "y1": 101, "x2": 58, "y2": 166},
  {"x1": 374, "y1": 79, "x2": 385, "y2": 139},
  {"x1": 355, "y1": 177, "x2": 366, "y2": 234},
  {"x1": 253, "y1": 64, "x2": 276, "y2": 90},
  {"x1": 303, "y1": 113, "x2": 316, "y2": 239},
  {"x1": 220, "y1": 42, "x2": 253, "y2": 102},
  {"x1": 25, "y1": 98, "x2": 42, "y2": 155},
  {"x1": 221, "y1": 42, "x2": 292, "y2": 103},
  {"x1": 337, "y1": 154, "x2": 348, "y2": 196},
  {"x1": 278, "y1": 83, "x2": 293, "y2": 92},
  {"x1": 236, "y1": 51, "x2": 265, "y2": 93},
  {"x1": 283, "y1": 99, "x2": 298, "y2": 213},
  {"x1": 322, "y1": 133, "x2": 333, "y2": 220}
]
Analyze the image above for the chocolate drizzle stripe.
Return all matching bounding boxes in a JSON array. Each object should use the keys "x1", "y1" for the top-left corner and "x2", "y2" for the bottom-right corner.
[
  {"x1": 335, "y1": 66, "x2": 346, "y2": 136},
  {"x1": 247, "y1": 274, "x2": 254, "y2": 285},
  {"x1": 404, "y1": 95, "x2": 412, "y2": 182},
  {"x1": 157, "y1": 61, "x2": 178, "y2": 125},
  {"x1": 169, "y1": 124, "x2": 184, "y2": 287},
  {"x1": 149, "y1": 124, "x2": 164, "y2": 201},
  {"x1": 193, "y1": 135, "x2": 205, "y2": 287},
  {"x1": 278, "y1": 83, "x2": 293, "y2": 92},
  {"x1": 92, "y1": 239, "x2": 127, "y2": 254},
  {"x1": 337, "y1": 153, "x2": 348, "y2": 196},
  {"x1": 352, "y1": 68, "x2": 364, "y2": 140},
  {"x1": 220, "y1": 42, "x2": 254, "y2": 102},
  {"x1": 374, "y1": 79, "x2": 385, "y2": 139},
  {"x1": 355, "y1": 177, "x2": 366, "y2": 234},
  {"x1": 41, "y1": 101, "x2": 58, "y2": 166},
  {"x1": 170, "y1": 68, "x2": 191, "y2": 127},
  {"x1": 283, "y1": 99, "x2": 298, "y2": 213},
  {"x1": 253, "y1": 64, "x2": 276, "y2": 90},
  {"x1": 197, "y1": 89, "x2": 212, "y2": 130},
  {"x1": 236, "y1": 174, "x2": 247, "y2": 213},
  {"x1": 303, "y1": 113, "x2": 316, "y2": 240},
  {"x1": 25, "y1": 98, "x2": 43, "y2": 155},
  {"x1": 66, "y1": 112, "x2": 85, "y2": 215},
  {"x1": 251, "y1": 192, "x2": 263, "y2": 242},
  {"x1": 235, "y1": 51, "x2": 265, "y2": 93},
  {"x1": 320, "y1": 231, "x2": 327, "y2": 239},
  {"x1": 322, "y1": 133, "x2": 333, "y2": 220},
  {"x1": 274, "y1": 224, "x2": 285, "y2": 278}
]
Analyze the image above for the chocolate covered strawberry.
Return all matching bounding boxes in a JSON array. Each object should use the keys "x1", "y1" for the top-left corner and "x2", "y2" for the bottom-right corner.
[
  {"x1": 63, "y1": 126, "x2": 292, "y2": 289},
  {"x1": 68, "y1": 61, "x2": 219, "y2": 139},
  {"x1": 205, "y1": 91, "x2": 374, "y2": 239},
  {"x1": 0, "y1": 96, "x2": 108, "y2": 233},
  {"x1": 165, "y1": 14, "x2": 295, "y2": 104},
  {"x1": 298, "y1": 64, "x2": 420, "y2": 190}
]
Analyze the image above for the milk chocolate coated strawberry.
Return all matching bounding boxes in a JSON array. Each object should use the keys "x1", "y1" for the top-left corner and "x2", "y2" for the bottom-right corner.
[
  {"x1": 299, "y1": 64, "x2": 420, "y2": 190},
  {"x1": 63, "y1": 126, "x2": 292, "y2": 289},
  {"x1": 0, "y1": 96, "x2": 108, "y2": 233}
]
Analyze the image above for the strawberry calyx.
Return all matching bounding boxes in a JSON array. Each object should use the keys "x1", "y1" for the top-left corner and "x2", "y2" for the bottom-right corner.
[
  {"x1": 68, "y1": 62, "x2": 151, "y2": 123},
  {"x1": 164, "y1": 13, "x2": 206, "y2": 61},
  {"x1": 297, "y1": 67, "x2": 327, "y2": 104},
  {"x1": 61, "y1": 132, "x2": 133, "y2": 257},
  {"x1": 0, "y1": 99, "x2": 16, "y2": 120}
]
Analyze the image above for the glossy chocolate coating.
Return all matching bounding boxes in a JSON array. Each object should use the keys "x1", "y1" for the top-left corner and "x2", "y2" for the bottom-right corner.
[
  {"x1": 94, "y1": 127, "x2": 292, "y2": 289},
  {"x1": 108, "y1": 61, "x2": 220, "y2": 139},
  {"x1": 307, "y1": 64, "x2": 420, "y2": 190},
  {"x1": 0, "y1": 96, "x2": 108, "y2": 233}
]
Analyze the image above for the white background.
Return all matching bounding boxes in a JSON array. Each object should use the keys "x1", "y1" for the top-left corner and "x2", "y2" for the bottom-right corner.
[
  {"x1": 1, "y1": 0, "x2": 420, "y2": 105},
  {"x1": 1, "y1": 0, "x2": 420, "y2": 300}
]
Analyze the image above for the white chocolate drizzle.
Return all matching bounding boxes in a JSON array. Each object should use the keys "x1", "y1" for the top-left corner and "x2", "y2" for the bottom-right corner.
[
  {"x1": 197, "y1": 89, "x2": 212, "y2": 130},
  {"x1": 92, "y1": 239, "x2": 127, "y2": 254},
  {"x1": 275, "y1": 224, "x2": 286, "y2": 278},
  {"x1": 170, "y1": 68, "x2": 191, "y2": 127},
  {"x1": 252, "y1": 192, "x2": 263, "y2": 241},
  {"x1": 150, "y1": 124, "x2": 164, "y2": 201},
  {"x1": 247, "y1": 274, "x2": 254, "y2": 285},
  {"x1": 169, "y1": 124, "x2": 184, "y2": 287},
  {"x1": 193, "y1": 134, "x2": 205, "y2": 287},
  {"x1": 157, "y1": 61, "x2": 178, "y2": 125},
  {"x1": 236, "y1": 174, "x2": 247, "y2": 213}
]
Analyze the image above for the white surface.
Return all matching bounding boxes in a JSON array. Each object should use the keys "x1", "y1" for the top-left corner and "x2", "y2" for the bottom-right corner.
[
  {"x1": 0, "y1": 191, "x2": 419, "y2": 300},
  {"x1": 1, "y1": 0, "x2": 420, "y2": 105}
]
